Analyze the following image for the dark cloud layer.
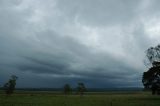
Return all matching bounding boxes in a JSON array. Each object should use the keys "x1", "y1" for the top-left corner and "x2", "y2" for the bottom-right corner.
[{"x1": 0, "y1": 0, "x2": 160, "y2": 88}]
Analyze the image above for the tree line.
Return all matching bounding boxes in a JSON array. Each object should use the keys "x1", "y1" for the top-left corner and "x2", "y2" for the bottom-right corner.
[{"x1": 0, "y1": 75, "x2": 87, "y2": 96}]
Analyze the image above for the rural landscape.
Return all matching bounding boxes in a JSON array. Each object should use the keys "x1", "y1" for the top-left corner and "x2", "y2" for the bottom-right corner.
[
  {"x1": 0, "y1": 90, "x2": 159, "y2": 106},
  {"x1": 1, "y1": 43, "x2": 160, "y2": 106},
  {"x1": 1, "y1": 0, "x2": 160, "y2": 106}
]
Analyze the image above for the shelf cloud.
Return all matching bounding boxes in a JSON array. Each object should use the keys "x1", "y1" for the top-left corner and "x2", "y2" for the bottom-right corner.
[{"x1": 0, "y1": 0, "x2": 160, "y2": 88}]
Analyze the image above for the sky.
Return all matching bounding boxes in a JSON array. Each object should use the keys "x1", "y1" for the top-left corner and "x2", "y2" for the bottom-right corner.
[{"x1": 1, "y1": 0, "x2": 160, "y2": 88}]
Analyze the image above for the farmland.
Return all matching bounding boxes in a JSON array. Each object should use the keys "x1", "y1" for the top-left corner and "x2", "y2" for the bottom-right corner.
[{"x1": 0, "y1": 91, "x2": 160, "y2": 106}]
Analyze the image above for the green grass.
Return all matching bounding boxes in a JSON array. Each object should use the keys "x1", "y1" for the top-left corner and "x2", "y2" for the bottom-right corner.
[{"x1": 0, "y1": 91, "x2": 160, "y2": 106}]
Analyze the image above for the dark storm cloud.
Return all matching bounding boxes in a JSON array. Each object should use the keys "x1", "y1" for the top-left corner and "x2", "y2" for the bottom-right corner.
[{"x1": 0, "y1": 0, "x2": 159, "y2": 88}]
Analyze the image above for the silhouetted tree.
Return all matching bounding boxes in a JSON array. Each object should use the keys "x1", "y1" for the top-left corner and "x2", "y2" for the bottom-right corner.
[
  {"x1": 77, "y1": 82, "x2": 86, "y2": 96},
  {"x1": 63, "y1": 84, "x2": 72, "y2": 95},
  {"x1": 142, "y1": 44, "x2": 160, "y2": 95},
  {"x1": 3, "y1": 75, "x2": 18, "y2": 95},
  {"x1": 145, "y1": 44, "x2": 160, "y2": 67}
]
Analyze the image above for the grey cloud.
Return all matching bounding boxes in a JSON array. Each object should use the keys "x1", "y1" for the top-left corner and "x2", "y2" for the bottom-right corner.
[
  {"x1": 0, "y1": 0, "x2": 158, "y2": 88},
  {"x1": 56, "y1": 0, "x2": 140, "y2": 26}
]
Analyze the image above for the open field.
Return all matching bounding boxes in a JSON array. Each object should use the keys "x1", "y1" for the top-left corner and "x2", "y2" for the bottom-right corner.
[{"x1": 0, "y1": 91, "x2": 160, "y2": 106}]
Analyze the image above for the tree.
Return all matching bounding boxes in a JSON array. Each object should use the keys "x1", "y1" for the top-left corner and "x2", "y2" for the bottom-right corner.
[
  {"x1": 145, "y1": 44, "x2": 160, "y2": 67},
  {"x1": 77, "y1": 82, "x2": 86, "y2": 96},
  {"x1": 63, "y1": 84, "x2": 72, "y2": 95},
  {"x1": 3, "y1": 75, "x2": 18, "y2": 95},
  {"x1": 142, "y1": 44, "x2": 160, "y2": 95}
]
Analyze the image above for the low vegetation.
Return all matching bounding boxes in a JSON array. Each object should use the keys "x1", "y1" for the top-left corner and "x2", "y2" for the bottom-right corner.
[{"x1": 0, "y1": 91, "x2": 160, "y2": 106}]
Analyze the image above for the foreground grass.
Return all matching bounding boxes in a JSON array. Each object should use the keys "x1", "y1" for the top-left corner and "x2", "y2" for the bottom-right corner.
[{"x1": 0, "y1": 91, "x2": 160, "y2": 106}]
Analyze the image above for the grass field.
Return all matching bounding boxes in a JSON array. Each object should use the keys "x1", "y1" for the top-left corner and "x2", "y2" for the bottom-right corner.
[{"x1": 0, "y1": 91, "x2": 160, "y2": 106}]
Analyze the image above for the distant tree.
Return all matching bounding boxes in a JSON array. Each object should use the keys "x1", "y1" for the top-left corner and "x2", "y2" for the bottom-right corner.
[
  {"x1": 63, "y1": 84, "x2": 72, "y2": 95},
  {"x1": 77, "y1": 82, "x2": 86, "y2": 96},
  {"x1": 142, "y1": 44, "x2": 160, "y2": 95},
  {"x1": 3, "y1": 75, "x2": 18, "y2": 95}
]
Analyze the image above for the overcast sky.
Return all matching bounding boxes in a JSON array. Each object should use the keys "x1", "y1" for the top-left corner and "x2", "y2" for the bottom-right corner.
[{"x1": 1, "y1": 0, "x2": 160, "y2": 88}]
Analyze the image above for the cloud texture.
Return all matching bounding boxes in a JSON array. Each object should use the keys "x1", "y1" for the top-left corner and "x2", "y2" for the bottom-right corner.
[{"x1": 1, "y1": 0, "x2": 160, "y2": 88}]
